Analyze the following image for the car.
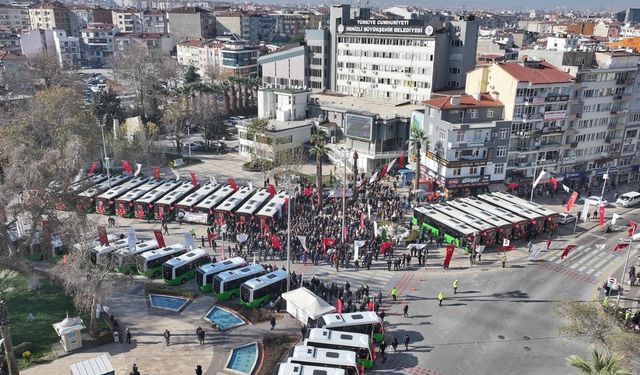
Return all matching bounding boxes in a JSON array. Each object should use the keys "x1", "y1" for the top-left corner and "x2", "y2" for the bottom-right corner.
[
  {"x1": 578, "y1": 196, "x2": 608, "y2": 206},
  {"x1": 558, "y1": 213, "x2": 576, "y2": 225}
]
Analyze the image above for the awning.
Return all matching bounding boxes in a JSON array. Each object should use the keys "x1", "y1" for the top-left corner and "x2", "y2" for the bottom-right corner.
[
  {"x1": 70, "y1": 355, "x2": 114, "y2": 375},
  {"x1": 281, "y1": 287, "x2": 335, "y2": 321}
]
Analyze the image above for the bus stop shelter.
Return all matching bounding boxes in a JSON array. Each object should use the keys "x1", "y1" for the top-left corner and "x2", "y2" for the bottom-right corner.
[
  {"x1": 70, "y1": 354, "x2": 115, "y2": 375},
  {"x1": 282, "y1": 287, "x2": 335, "y2": 325}
]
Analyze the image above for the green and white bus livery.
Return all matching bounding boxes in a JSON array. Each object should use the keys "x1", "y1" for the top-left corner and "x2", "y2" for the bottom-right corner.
[
  {"x1": 195, "y1": 257, "x2": 247, "y2": 292},
  {"x1": 240, "y1": 269, "x2": 289, "y2": 308},
  {"x1": 162, "y1": 248, "x2": 211, "y2": 285},
  {"x1": 212, "y1": 264, "x2": 265, "y2": 301},
  {"x1": 114, "y1": 240, "x2": 158, "y2": 274},
  {"x1": 135, "y1": 244, "x2": 187, "y2": 278}
]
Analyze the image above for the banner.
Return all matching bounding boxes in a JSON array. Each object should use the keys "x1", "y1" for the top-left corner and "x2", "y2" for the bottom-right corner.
[
  {"x1": 379, "y1": 164, "x2": 389, "y2": 179},
  {"x1": 566, "y1": 191, "x2": 578, "y2": 212},
  {"x1": 210, "y1": 176, "x2": 217, "y2": 186},
  {"x1": 613, "y1": 242, "x2": 629, "y2": 252},
  {"x1": 127, "y1": 227, "x2": 137, "y2": 251},
  {"x1": 360, "y1": 212, "x2": 365, "y2": 229},
  {"x1": 532, "y1": 170, "x2": 547, "y2": 188},
  {"x1": 475, "y1": 245, "x2": 485, "y2": 254},
  {"x1": 528, "y1": 244, "x2": 544, "y2": 261},
  {"x1": 612, "y1": 213, "x2": 621, "y2": 225},
  {"x1": 134, "y1": 163, "x2": 142, "y2": 176},
  {"x1": 387, "y1": 158, "x2": 397, "y2": 173},
  {"x1": 297, "y1": 236, "x2": 307, "y2": 251},
  {"x1": 184, "y1": 232, "x2": 195, "y2": 250},
  {"x1": 97, "y1": 226, "x2": 109, "y2": 246},
  {"x1": 268, "y1": 184, "x2": 277, "y2": 196},
  {"x1": 190, "y1": 171, "x2": 198, "y2": 187},
  {"x1": 353, "y1": 240, "x2": 365, "y2": 261},
  {"x1": 562, "y1": 184, "x2": 571, "y2": 193},
  {"x1": 580, "y1": 200, "x2": 590, "y2": 222},
  {"x1": 228, "y1": 178, "x2": 238, "y2": 191},
  {"x1": 443, "y1": 244, "x2": 455, "y2": 268},
  {"x1": 628, "y1": 221, "x2": 637, "y2": 237},
  {"x1": 270, "y1": 234, "x2": 282, "y2": 250},
  {"x1": 560, "y1": 244, "x2": 577, "y2": 260},
  {"x1": 87, "y1": 161, "x2": 98, "y2": 176},
  {"x1": 154, "y1": 166, "x2": 160, "y2": 179},
  {"x1": 154, "y1": 230, "x2": 165, "y2": 248},
  {"x1": 369, "y1": 170, "x2": 379, "y2": 183},
  {"x1": 182, "y1": 212, "x2": 209, "y2": 224},
  {"x1": 122, "y1": 160, "x2": 133, "y2": 174},
  {"x1": 171, "y1": 168, "x2": 180, "y2": 181},
  {"x1": 599, "y1": 205, "x2": 605, "y2": 227}
]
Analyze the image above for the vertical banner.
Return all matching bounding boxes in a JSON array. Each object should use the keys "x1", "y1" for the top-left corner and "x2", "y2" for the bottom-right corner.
[
  {"x1": 337, "y1": 298, "x2": 343, "y2": 314},
  {"x1": 475, "y1": 245, "x2": 486, "y2": 254},
  {"x1": 97, "y1": 226, "x2": 109, "y2": 246},
  {"x1": 566, "y1": 191, "x2": 578, "y2": 212},
  {"x1": 580, "y1": 200, "x2": 590, "y2": 222},
  {"x1": 599, "y1": 205, "x2": 605, "y2": 227},
  {"x1": 360, "y1": 212, "x2": 365, "y2": 229},
  {"x1": 127, "y1": 227, "x2": 137, "y2": 251},
  {"x1": 560, "y1": 244, "x2": 577, "y2": 260},
  {"x1": 297, "y1": 236, "x2": 307, "y2": 251},
  {"x1": 190, "y1": 171, "x2": 198, "y2": 187},
  {"x1": 443, "y1": 244, "x2": 455, "y2": 269},
  {"x1": 353, "y1": 240, "x2": 365, "y2": 261},
  {"x1": 628, "y1": 221, "x2": 637, "y2": 237},
  {"x1": 184, "y1": 232, "x2": 195, "y2": 250},
  {"x1": 528, "y1": 244, "x2": 544, "y2": 261},
  {"x1": 153, "y1": 166, "x2": 160, "y2": 179},
  {"x1": 153, "y1": 230, "x2": 166, "y2": 248}
]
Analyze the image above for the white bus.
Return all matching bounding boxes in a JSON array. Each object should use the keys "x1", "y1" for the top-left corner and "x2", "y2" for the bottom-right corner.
[
  {"x1": 162, "y1": 248, "x2": 211, "y2": 285},
  {"x1": 194, "y1": 184, "x2": 236, "y2": 225},
  {"x1": 430, "y1": 203, "x2": 497, "y2": 247},
  {"x1": 447, "y1": 200, "x2": 513, "y2": 240},
  {"x1": 287, "y1": 346, "x2": 360, "y2": 375},
  {"x1": 491, "y1": 192, "x2": 559, "y2": 232},
  {"x1": 76, "y1": 174, "x2": 131, "y2": 213},
  {"x1": 213, "y1": 186, "x2": 255, "y2": 225},
  {"x1": 275, "y1": 363, "x2": 346, "y2": 375},
  {"x1": 459, "y1": 197, "x2": 530, "y2": 240},
  {"x1": 240, "y1": 269, "x2": 289, "y2": 308},
  {"x1": 235, "y1": 188, "x2": 272, "y2": 224},
  {"x1": 56, "y1": 174, "x2": 107, "y2": 210},
  {"x1": 136, "y1": 244, "x2": 187, "y2": 278},
  {"x1": 133, "y1": 180, "x2": 182, "y2": 220},
  {"x1": 256, "y1": 191, "x2": 289, "y2": 222},
  {"x1": 176, "y1": 181, "x2": 220, "y2": 216},
  {"x1": 115, "y1": 179, "x2": 164, "y2": 217},
  {"x1": 317, "y1": 312, "x2": 384, "y2": 343},
  {"x1": 155, "y1": 181, "x2": 195, "y2": 220},
  {"x1": 213, "y1": 263, "x2": 266, "y2": 301},
  {"x1": 91, "y1": 237, "x2": 137, "y2": 265},
  {"x1": 477, "y1": 194, "x2": 545, "y2": 235},
  {"x1": 114, "y1": 240, "x2": 159, "y2": 274},
  {"x1": 196, "y1": 257, "x2": 247, "y2": 292},
  {"x1": 95, "y1": 176, "x2": 148, "y2": 215},
  {"x1": 304, "y1": 329, "x2": 374, "y2": 369}
]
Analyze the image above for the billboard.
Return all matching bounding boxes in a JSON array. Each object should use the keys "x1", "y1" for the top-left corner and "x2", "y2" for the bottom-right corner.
[
  {"x1": 338, "y1": 19, "x2": 436, "y2": 36},
  {"x1": 345, "y1": 114, "x2": 373, "y2": 140},
  {"x1": 410, "y1": 111, "x2": 425, "y2": 132}
]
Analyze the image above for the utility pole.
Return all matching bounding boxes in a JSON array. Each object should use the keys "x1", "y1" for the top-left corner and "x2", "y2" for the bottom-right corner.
[{"x1": 98, "y1": 115, "x2": 112, "y2": 188}]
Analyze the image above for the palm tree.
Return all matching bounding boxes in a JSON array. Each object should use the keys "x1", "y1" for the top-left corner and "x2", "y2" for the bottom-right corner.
[
  {"x1": 309, "y1": 132, "x2": 328, "y2": 209},
  {"x1": 410, "y1": 127, "x2": 429, "y2": 190},
  {"x1": 567, "y1": 347, "x2": 632, "y2": 375},
  {"x1": 0, "y1": 270, "x2": 19, "y2": 375}
]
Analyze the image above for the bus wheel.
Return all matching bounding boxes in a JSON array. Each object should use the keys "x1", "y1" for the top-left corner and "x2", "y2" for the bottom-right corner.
[{"x1": 230, "y1": 294, "x2": 237, "y2": 300}]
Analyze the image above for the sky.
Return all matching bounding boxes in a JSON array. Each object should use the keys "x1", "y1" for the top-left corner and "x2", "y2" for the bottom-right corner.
[{"x1": 317, "y1": 0, "x2": 639, "y2": 11}]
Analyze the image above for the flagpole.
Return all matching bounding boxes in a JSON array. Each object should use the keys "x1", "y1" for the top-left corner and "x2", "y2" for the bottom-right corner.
[
  {"x1": 599, "y1": 168, "x2": 609, "y2": 206},
  {"x1": 615, "y1": 225, "x2": 635, "y2": 310}
]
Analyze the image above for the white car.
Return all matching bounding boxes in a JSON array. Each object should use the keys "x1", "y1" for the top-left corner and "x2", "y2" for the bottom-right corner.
[
  {"x1": 557, "y1": 213, "x2": 576, "y2": 225},
  {"x1": 578, "y1": 196, "x2": 608, "y2": 206}
]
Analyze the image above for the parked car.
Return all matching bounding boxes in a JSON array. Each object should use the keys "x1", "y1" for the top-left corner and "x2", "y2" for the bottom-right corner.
[
  {"x1": 578, "y1": 196, "x2": 608, "y2": 206},
  {"x1": 558, "y1": 213, "x2": 576, "y2": 225}
]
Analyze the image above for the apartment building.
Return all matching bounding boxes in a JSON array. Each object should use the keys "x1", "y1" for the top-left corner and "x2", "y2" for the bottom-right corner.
[
  {"x1": 415, "y1": 93, "x2": 511, "y2": 197},
  {"x1": 28, "y1": 1, "x2": 72, "y2": 35},
  {"x1": 112, "y1": 9, "x2": 143, "y2": 34},
  {"x1": 114, "y1": 32, "x2": 173, "y2": 54},
  {"x1": 69, "y1": 5, "x2": 112, "y2": 36},
  {"x1": 176, "y1": 38, "x2": 203, "y2": 67},
  {"x1": 142, "y1": 10, "x2": 167, "y2": 34},
  {"x1": 80, "y1": 23, "x2": 117, "y2": 66},
  {"x1": 466, "y1": 59, "x2": 575, "y2": 185},
  {"x1": 258, "y1": 42, "x2": 308, "y2": 89},
  {"x1": 0, "y1": 5, "x2": 30, "y2": 31},
  {"x1": 176, "y1": 36, "x2": 259, "y2": 78},
  {"x1": 215, "y1": 12, "x2": 256, "y2": 43},
  {"x1": 167, "y1": 7, "x2": 215, "y2": 43},
  {"x1": 306, "y1": 28, "x2": 330, "y2": 91},
  {"x1": 20, "y1": 28, "x2": 79, "y2": 66}
]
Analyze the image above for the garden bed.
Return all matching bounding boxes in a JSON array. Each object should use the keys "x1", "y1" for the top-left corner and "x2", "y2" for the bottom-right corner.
[
  {"x1": 143, "y1": 283, "x2": 198, "y2": 299},
  {"x1": 257, "y1": 333, "x2": 299, "y2": 375}
]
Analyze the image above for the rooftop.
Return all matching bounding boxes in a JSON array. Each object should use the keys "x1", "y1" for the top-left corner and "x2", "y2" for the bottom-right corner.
[
  {"x1": 311, "y1": 92, "x2": 423, "y2": 120},
  {"x1": 497, "y1": 60, "x2": 574, "y2": 84},
  {"x1": 424, "y1": 94, "x2": 503, "y2": 109}
]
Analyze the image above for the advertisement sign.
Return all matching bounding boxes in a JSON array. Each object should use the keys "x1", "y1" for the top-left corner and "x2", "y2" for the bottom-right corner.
[
  {"x1": 339, "y1": 19, "x2": 435, "y2": 36},
  {"x1": 543, "y1": 110, "x2": 567, "y2": 121},
  {"x1": 410, "y1": 111, "x2": 425, "y2": 132},
  {"x1": 183, "y1": 212, "x2": 209, "y2": 224},
  {"x1": 446, "y1": 175, "x2": 490, "y2": 188},
  {"x1": 345, "y1": 114, "x2": 374, "y2": 140},
  {"x1": 545, "y1": 95, "x2": 570, "y2": 102}
]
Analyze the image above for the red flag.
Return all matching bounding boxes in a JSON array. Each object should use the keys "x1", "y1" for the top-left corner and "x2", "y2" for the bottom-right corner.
[
  {"x1": 207, "y1": 231, "x2": 216, "y2": 246},
  {"x1": 337, "y1": 298, "x2": 343, "y2": 314},
  {"x1": 284, "y1": 197, "x2": 289, "y2": 207},
  {"x1": 263, "y1": 223, "x2": 269, "y2": 238},
  {"x1": 566, "y1": 191, "x2": 578, "y2": 212},
  {"x1": 228, "y1": 178, "x2": 238, "y2": 191},
  {"x1": 628, "y1": 221, "x2": 637, "y2": 237},
  {"x1": 87, "y1": 161, "x2": 98, "y2": 175},
  {"x1": 613, "y1": 242, "x2": 629, "y2": 252},
  {"x1": 399, "y1": 152, "x2": 406, "y2": 168},
  {"x1": 322, "y1": 237, "x2": 336, "y2": 254},
  {"x1": 360, "y1": 212, "x2": 365, "y2": 229},
  {"x1": 599, "y1": 205, "x2": 605, "y2": 227},
  {"x1": 121, "y1": 160, "x2": 133, "y2": 174},
  {"x1": 270, "y1": 234, "x2": 282, "y2": 250},
  {"x1": 560, "y1": 244, "x2": 577, "y2": 259},
  {"x1": 268, "y1": 184, "x2": 277, "y2": 196},
  {"x1": 549, "y1": 177, "x2": 558, "y2": 190},
  {"x1": 190, "y1": 171, "x2": 198, "y2": 187},
  {"x1": 380, "y1": 164, "x2": 389, "y2": 179},
  {"x1": 303, "y1": 187, "x2": 314, "y2": 196},
  {"x1": 443, "y1": 244, "x2": 455, "y2": 268},
  {"x1": 153, "y1": 166, "x2": 160, "y2": 179},
  {"x1": 97, "y1": 226, "x2": 109, "y2": 246},
  {"x1": 380, "y1": 241, "x2": 393, "y2": 255},
  {"x1": 154, "y1": 230, "x2": 166, "y2": 248},
  {"x1": 63, "y1": 255, "x2": 69, "y2": 264}
]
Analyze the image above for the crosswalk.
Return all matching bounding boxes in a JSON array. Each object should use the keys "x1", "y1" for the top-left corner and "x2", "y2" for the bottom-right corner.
[
  {"x1": 535, "y1": 244, "x2": 624, "y2": 285},
  {"x1": 297, "y1": 263, "x2": 403, "y2": 295}
]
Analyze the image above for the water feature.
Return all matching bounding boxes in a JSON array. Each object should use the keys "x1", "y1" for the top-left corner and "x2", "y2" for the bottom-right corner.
[
  {"x1": 204, "y1": 306, "x2": 245, "y2": 330},
  {"x1": 148, "y1": 294, "x2": 189, "y2": 312},
  {"x1": 225, "y1": 342, "x2": 259, "y2": 374}
]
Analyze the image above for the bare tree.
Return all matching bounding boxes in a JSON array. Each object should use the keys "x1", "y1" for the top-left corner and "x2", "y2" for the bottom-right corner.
[{"x1": 0, "y1": 270, "x2": 19, "y2": 375}]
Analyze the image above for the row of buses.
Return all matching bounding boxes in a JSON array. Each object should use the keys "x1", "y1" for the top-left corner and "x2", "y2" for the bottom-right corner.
[
  {"x1": 412, "y1": 192, "x2": 559, "y2": 251},
  {"x1": 57, "y1": 173, "x2": 289, "y2": 225}
]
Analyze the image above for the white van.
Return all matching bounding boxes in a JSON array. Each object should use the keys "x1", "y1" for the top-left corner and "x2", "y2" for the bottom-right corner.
[{"x1": 616, "y1": 191, "x2": 640, "y2": 207}]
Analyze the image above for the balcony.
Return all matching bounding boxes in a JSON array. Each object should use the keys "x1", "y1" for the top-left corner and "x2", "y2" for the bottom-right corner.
[{"x1": 562, "y1": 156, "x2": 577, "y2": 164}]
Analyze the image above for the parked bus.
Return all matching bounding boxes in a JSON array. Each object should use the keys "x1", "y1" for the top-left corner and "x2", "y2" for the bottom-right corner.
[
  {"x1": 256, "y1": 191, "x2": 289, "y2": 223},
  {"x1": 91, "y1": 238, "x2": 136, "y2": 265},
  {"x1": 240, "y1": 269, "x2": 289, "y2": 308},
  {"x1": 194, "y1": 184, "x2": 236, "y2": 225},
  {"x1": 447, "y1": 200, "x2": 513, "y2": 240},
  {"x1": 76, "y1": 174, "x2": 131, "y2": 213},
  {"x1": 235, "y1": 188, "x2": 272, "y2": 224},
  {"x1": 114, "y1": 240, "x2": 158, "y2": 274},
  {"x1": 317, "y1": 312, "x2": 384, "y2": 343},
  {"x1": 477, "y1": 194, "x2": 545, "y2": 235},
  {"x1": 459, "y1": 197, "x2": 529, "y2": 240},
  {"x1": 412, "y1": 206, "x2": 478, "y2": 251},
  {"x1": 115, "y1": 179, "x2": 163, "y2": 217},
  {"x1": 175, "y1": 181, "x2": 220, "y2": 218},
  {"x1": 135, "y1": 244, "x2": 187, "y2": 278},
  {"x1": 274, "y1": 363, "x2": 346, "y2": 375},
  {"x1": 212, "y1": 264, "x2": 266, "y2": 301},
  {"x1": 195, "y1": 257, "x2": 247, "y2": 292},
  {"x1": 154, "y1": 181, "x2": 195, "y2": 220},
  {"x1": 133, "y1": 180, "x2": 182, "y2": 220},
  {"x1": 304, "y1": 328, "x2": 374, "y2": 369},
  {"x1": 430, "y1": 203, "x2": 498, "y2": 247},
  {"x1": 287, "y1": 346, "x2": 360, "y2": 375},
  {"x1": 214, "y1": 186, "x2": 255, "y2": 225},
  {"x1": 96, "y1": 176, "x2": 148, "y2": 215},
  {"x1": 162, "y1": 248, "x2": 211, "y2": 285},
  {"x1": 56, "y1": 174, "x2": 107, "y2": 210},
  {"x1": 491, "y1": 192, "x2": 559, "y2": 232}
]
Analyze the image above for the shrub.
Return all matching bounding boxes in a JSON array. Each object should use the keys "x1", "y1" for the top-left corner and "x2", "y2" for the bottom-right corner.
[
  {"x1": 13, "y1": 342, "x2": 32, "y2": 357},
  {"x1": 21, "y1": 351, "x2": 31, "y2": 362}
]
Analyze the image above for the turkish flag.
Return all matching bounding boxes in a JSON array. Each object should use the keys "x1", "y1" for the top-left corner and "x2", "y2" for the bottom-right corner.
[
  {"x1": 599, "y1": 205, "x2": 605, "y2": 227},
  {"x1": 153, "y1": 166, "x2": 160, "y2": 179},
  {"x1": 443, "y1": 244, "x2": 455, "y2": 268},
  {"x1": 268, "y1": 184, "x2": 277, "y2": 196},
  {"x1": 628, "y1": 221, "x2": 637, "y2": 237},
  {"x1": 228, "y1": 178, "x2": 238, "y2": 191},
  {"x1": 153, "y1": 230, "x2": 165, "y2": 248},
  {"x1": 560, "y1": 244, "x2": 577, "y2": 259},
  {"x1": 399, "y1": 152, "x2": 406, "y2": 168},
  {"x1": 613, "y1": 242, "x2": 629, "y2": 252},
  {"x1": 566, "y1": 191, "x2": 578, "y2": 212},
  {"x1": 87, "y1": 161, "x2": 98, "y2": 175},
  {"x1": 337, "y1": 298, "x2": 343, "y2": 314},
  {"x1": 303, "y1": 187, "x2": 314, "y2": 196},
  {"x1": 360, "y1": 212, "x2": 365, "y2": 229},
  {"x1": 270, "y1": 234, "x2": 282, "y2": 250},
  {"x1": 263, "y1": 223, "x2": 269, "y2": 238},
  {"x1": 380, "y1": 241, "x2": 394, "y2": 255},
  {"x1": 121, "y1": 160, "x2": 133, "y2": 174},
  {"x1": 380, "y1": 164, "x2": 389, "y2": 179},
  {"x1": 190, "y1": 171, "x2": 198, "y2": 187},
  {"x1": 549, "y1": 177, "x2": 558, "y2": 190},
  {"x1": 322, "y1": 237, "x2": 336, "y2": 254}
]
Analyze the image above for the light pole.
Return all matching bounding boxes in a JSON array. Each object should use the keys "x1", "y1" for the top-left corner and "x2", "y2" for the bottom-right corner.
[
  {"x1": 599, "y1": 168, "x2": 609, "y2": 205},
  {"x1": 529, "y1": 155, "x2": 545, "y2": 202},
  {"x1": 186, "y1": 120, "x2": 191, "y2": 158},
  {"x1": 616, "y1": 227, "x2": 636, "y2": 310},
  {"x1": 283, "y1": 174, "x2": 294, "y2": 291},
  {"x1": 98, "y1": 115, "x2": 112, "y2": 188},
  {"x1": 338, "y1": 147, "x2": 347, "y2": 245}
]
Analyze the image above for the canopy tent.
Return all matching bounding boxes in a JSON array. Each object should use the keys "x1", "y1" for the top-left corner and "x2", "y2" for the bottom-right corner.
[
  {"x1": 281, "y1": 287, "x2": 336, "y2": 325},
  {"x1": 70, "y1": 355, "x2": 114, "y2": 375}
]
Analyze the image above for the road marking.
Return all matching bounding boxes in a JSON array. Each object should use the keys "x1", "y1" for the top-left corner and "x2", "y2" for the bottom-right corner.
[
  {"x1": 588, "y1": 233, "x2": 607, "y2": 239},
  {"x1": 592, "y1": 258, "x2": 609, "y2": 270},
  {"x1": 578, "y1": 265, "x2": 587, "y2": 272}
]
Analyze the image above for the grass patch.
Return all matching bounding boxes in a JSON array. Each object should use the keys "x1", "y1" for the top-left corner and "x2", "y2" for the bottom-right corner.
[
  {"x1": 144, "y1": 283, "x2": 198, "y2": 299},
  {"x1": 259, "y1": 333, "x2": 299, "y2": 375}
]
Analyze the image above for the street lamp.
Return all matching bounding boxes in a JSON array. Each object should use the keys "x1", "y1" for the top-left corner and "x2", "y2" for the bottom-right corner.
[
  {"x1": 186, "y1": 120, "x2": 191, "y2": 158},
  {"x1": 282, "y1": 174, "x2": 295, "y2": 291},
  {"x1": 529, "y1": 154, "x2": 545, "y2": 202},
  {"x1": 338, "y1": 147, "x2": 348, "y2": 245},
  {"x1": 98, "y1": 115, "x2": 112, "y2": 188}
]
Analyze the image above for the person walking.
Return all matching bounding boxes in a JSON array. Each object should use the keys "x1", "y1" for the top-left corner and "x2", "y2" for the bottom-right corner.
[
  {"x1": 132, "y1": 364, "x2": 140, "y2": 375},
  {"x1": 453, "y1": 279, "x2": 460, "y2": 294},
  {"x1": 270, "y1": 316, "x2": 276, "y2": 330},
  {"x1": 391, "y1": 337, "x2": 398, "y2": 352},
  {"x1": 125, "y1": 328, "x2": 131, "y2": 344},
  {"x1": 195, "y1": 364, "x2": 203, "y2": 375},
  {"x1": 438, "y1": 291, "x2": 444, "y2": 307},
  {"x1": 163, "y1": 222, "x2": 169, "y2": 235},
  {"x1": 403, "y1": 303, "x2": 409, "y2": 318},
  {"x1": 379, "y1": 340, "x2": 387, "y2": 359},
  {"x1": 301, "y1": 324, "x2": 307, "y2": 338},
  {"x1": 391, "y1": 286, "x2": 398, "y2": 302},
  {"x1": 404, "y1": 334, "x2": 410, "y2": 350},
  {"x1": 379, "y1": 310, "x2": 385, "y2": 323},
  {"x1": 164, "y1": 329, "x2": 171, "y2": 346},
  {"x1": 501, "y1": 253, "x2": 507, "y2": 268}
]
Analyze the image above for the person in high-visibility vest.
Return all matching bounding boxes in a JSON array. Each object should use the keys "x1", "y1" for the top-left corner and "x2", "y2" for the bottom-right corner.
[
  {"x1": 602, "y1": 296, "x2": 609, "y2": 308},
  {"x1": 624, "y1": 309, "x2": 631, "y2": 321},
  {"x1": 391, "y1": 287, "x2": 398, "y2": 302},
  {"x1": 438, "y1": 291, "x2": 444, "y2": 307},
  {"x1": 453, "y1": 279, "x2": 460, "y2": 294}
]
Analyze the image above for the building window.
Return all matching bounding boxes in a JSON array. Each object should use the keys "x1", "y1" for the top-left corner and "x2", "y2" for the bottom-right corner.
[
  {"x1": 469, "y1": 166, "x2": 478, "y2": 175},
  {"x1": 494, "y1": 163, "x2": 504, "y2": 174},
  {"x1": 439, "y1": 129, "x2": 446, "y2": 141},
  {"x1": 487, "y1": 108, "x2": 494, "y2": 118},
  {"x1": 469, "y1": 109, "x2": 478, "y2": 119},
  {"x1": 499, "y1": 128, "x2": 509, "y2": 139},
  {"x1": 456, "y1": 131, "x2": 464, "y2": 142},
  {"x1": 453, "y1": 168, "x2": 461, "y2": 176},
  {"x1": 496, "y1": 146, "x2": 507, "y2": 157}
]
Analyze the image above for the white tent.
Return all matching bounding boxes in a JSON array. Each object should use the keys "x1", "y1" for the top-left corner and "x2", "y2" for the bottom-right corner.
[
  {"x1": 281, "y1": 287, "x2": 336, "y2": 325},
  {"x1": 70, "y1": 355, "x2": 114, "y2": 375}
]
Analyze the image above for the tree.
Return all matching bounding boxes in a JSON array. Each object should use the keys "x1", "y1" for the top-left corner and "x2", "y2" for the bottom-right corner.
[
  {"x1": 0, "y1": 270, "x2": 19, "y2": 375},
  {"x1": 409, "y1": 126, "x2": 429, "y2": 190},
  {"x1": 567, "y1": 347, "x2": 632, "y2": 375},
  {"x1": 91, "y1": 89, "x2": 124, "y2": 127},
  {"x1": 309, "y1": 132, "x2": 328, "y2": 209},
  {"x1": 163, "y1": 98, "x2": 191, "y2": 157},
  {"x1": 291, "y1": 33, "x2": 305, "y2": 44},
  {"x1": 184, "y1": 65, "x2": 200, "y2": 85},
  {"x1": 246, "y1": 118, "x2": 272, "y2": 177}
]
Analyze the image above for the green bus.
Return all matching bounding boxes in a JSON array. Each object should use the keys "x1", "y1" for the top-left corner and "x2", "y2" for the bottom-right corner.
[
  {"x1": 135, "y1": 244, "x2": 187, "y2": 278},
  {"x1": 240, "y1": 269, "x2": 289, "y2": 308},
  {"x1": 114, "y1": 240, "x2": 158, "y2": 274},
  {"x1": 195, "y1": 257, "x2": 247, "y2": 292},
  {"x1": 90, "y1": 238, "x2": 132, "y2": 265},
  {"x1": 212, "y1": 264, "x2": 265, "y2": 301},
  {"x1": 317, "y1": 311, "x2": 385, "y2": 343},
  {"x1": 162, "y1": 248, "x2": 211, "y2": 285},
  {"x1": 304, "y1": 328, "x2": 375, "y2": 369},
  {"x1": 412, "y1": 206, "x2": 479, "y2": 252}
]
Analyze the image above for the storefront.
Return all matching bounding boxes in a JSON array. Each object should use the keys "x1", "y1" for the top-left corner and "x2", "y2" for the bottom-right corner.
[
  {"x1": 590, "y1": 167, "x2": 618, "y2": 190},
  {"x1": 445, "y1": 175, "x2": 491, "y2": 198},
  {"x1": 561, "y1": 171, "x2": 588, "y2": 190}
]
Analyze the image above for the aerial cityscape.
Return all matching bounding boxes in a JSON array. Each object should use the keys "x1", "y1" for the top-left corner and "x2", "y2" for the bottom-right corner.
[{"x1": 0, "y1": 0, "x2": 639, "y2": 374}]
